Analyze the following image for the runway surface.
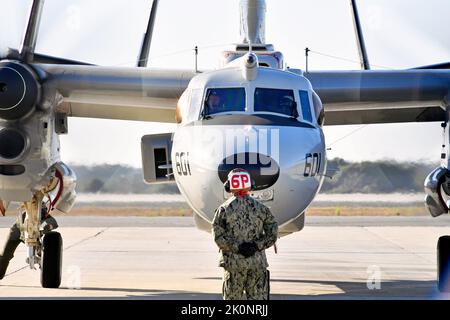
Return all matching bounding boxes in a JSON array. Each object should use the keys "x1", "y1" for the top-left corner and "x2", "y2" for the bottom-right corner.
[{"x1": 1, "y1": 216, "x2": 450, "y2": 299}]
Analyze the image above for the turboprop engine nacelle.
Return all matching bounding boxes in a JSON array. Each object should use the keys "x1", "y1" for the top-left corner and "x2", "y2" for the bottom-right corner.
[
  {"x1": 424, "y1": 167, "x2": 450, "y2": 217},
  {"x1": 0, "y1": 61, "x2": 42, "y2": 121},
  {"x1": 0, "y1": 60, "x2": 74, "y2": 207}
]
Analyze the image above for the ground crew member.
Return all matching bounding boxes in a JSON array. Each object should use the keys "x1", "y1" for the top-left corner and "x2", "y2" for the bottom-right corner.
[
  {"x1": 212, "y1": 168, "x2": 278, "y2": 300},
  {"x1": 0, "y1": 202, "x2": 58, "y2": 279}
]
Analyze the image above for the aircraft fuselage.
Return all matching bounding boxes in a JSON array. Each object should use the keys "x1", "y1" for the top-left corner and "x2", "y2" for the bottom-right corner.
[{"x1": 171, "y1": 61, "x2": 326, "y2": 235}]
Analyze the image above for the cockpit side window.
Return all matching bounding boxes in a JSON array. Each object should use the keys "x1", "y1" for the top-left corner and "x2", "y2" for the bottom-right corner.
[
  {"x1": 202, "y1": 88, "x2": 246, "y2": 117},
  {"x1": 254, "y1": 88, "x2": 298, "y2": 117},
  {"x1": 312, "y1": 92, "x2": 325, "y2": 126},
  {"x1": 188, "y1": 89, "x2": 203, "y2": 122},
  {"x1": 299, "y1": 90, "x2": 313, "y2": 123}
]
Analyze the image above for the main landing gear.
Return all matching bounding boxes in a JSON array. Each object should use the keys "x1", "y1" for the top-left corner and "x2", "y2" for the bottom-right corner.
[
  {"x1": 438, "y1": 236, "x2": 450, "y2": 292},
  {"x1": 424, "y1": 117, "x2": 450, "y2": 293}
]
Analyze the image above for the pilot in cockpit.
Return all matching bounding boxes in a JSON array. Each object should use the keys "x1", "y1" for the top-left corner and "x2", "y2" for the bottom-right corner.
[
  {"x1": 279, "y1": 95, "x2": 296, "y2": 117},
  {"x1": 205, "y1": 90, "x2": 225, "y2": 115}
]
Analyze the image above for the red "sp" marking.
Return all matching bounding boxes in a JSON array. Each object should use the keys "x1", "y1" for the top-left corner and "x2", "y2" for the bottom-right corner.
[{"x1": 230, "y1": 174, "x2": 250, "y2": 189}]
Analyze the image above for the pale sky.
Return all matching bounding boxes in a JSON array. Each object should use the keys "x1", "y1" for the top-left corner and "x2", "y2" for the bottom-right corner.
[{"x1": 2, "y1": 0, "x2": 449, "y2": 167}]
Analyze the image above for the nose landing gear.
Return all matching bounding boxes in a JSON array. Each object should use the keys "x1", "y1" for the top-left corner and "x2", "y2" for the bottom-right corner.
[
  {"x1": 429, "y1": 116, "x2": 450, "y2": 293},
  {"x1": 40, "y1": 231, "x2": 62, "y2": 288},
  {"x1": 20, "y1": 193, "x2": 63, "y2": 288}
]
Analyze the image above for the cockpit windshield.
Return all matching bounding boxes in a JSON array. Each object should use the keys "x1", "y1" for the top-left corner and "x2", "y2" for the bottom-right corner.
[
  {"x1": 254, "y1": 88, "x2": 298, "y2": 117},
  {"x1": 203, "y1": 88, "x2": 246, "y2": 117}
]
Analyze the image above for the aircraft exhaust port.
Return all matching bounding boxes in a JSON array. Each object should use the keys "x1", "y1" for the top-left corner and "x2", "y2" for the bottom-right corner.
[
  {"x1": 0, "y1": 128, "x2": 27, "y2": 160},
  {"x1": 0, "y1": 165, "x2": 25, "y2": 176}
]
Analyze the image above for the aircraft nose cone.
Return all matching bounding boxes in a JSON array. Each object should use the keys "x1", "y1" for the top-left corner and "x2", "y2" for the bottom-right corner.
[
  {"x1": 0, "y1": 61, "x2": 39, "y2": 120},
  {"x1": 218, "y1": 152, "x2": 280, "y2": 191}
]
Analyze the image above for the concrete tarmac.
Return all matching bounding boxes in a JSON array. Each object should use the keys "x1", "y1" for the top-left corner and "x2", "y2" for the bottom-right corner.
[{"x1": 0, "y1": 216, "x2": 450, "y2": 299}]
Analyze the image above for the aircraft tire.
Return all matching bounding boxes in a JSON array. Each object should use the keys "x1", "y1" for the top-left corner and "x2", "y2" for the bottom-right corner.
[
  {"x1": 40, "y1": 232, "x2": 63, "y2": 288},
  {"x1": 438, "y1": 235, "x2": 450, "y2": 292}
]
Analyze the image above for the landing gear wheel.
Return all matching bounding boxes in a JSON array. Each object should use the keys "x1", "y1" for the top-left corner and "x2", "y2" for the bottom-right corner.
[
  {"x1": 438, "y1": 236, "x2": 450, "y2": 292},
  {"x1": 40, "y1": 232, "x2": 63, "y2": 288}
]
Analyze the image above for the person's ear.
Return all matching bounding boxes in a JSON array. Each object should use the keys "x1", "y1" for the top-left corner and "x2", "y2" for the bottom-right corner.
[
  {"x1": 251, "y1": 179, "x2": 256, "y2": 190},
  {"x1": 224, "y1": 180, "x2": 230, "y2": 193}
]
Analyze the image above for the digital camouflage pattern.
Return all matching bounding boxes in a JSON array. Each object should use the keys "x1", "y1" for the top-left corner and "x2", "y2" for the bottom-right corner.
[
  {"x1": 212, "y1": 194, "x2": 278, "y2": 300},
  {"x1": 222, "y1": 268, "x2": 269, "y2": 300}
]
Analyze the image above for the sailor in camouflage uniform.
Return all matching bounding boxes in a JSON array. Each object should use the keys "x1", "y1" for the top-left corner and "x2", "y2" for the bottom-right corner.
[{"x1": 213, "y1": 169, "x2": 278, "y2": 300}]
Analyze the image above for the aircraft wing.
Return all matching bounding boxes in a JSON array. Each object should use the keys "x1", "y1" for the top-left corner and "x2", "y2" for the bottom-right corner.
[
  {"x1": 305, "y1": 70, "x2": 450, "y2": 125},
  {"x1": 12, "y1": 0, "x2": 450, "y2": 127},
  {"x1": 37, "y1": 64, "x2": 196, "y2": 123},
  {"x1": 37, "y1": 64, "x2": 449, "y2": 126}
]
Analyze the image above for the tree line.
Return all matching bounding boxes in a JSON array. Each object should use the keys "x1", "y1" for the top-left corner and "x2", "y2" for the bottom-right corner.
[{"x1": 70, "y1": 159, "x2": 439, "y2": 194}]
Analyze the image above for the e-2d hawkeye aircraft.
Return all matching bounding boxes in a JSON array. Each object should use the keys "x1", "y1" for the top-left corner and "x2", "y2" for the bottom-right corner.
[{"x1": 0, "y1": 0, "x2": 450, "y2": 289}]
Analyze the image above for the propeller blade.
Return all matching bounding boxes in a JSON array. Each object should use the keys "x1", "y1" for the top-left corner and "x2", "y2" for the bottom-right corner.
[
  {"x1": 0, "y1": 48, "x2": 20, "y2": 60},
  {"x1": 33, "y1": 53, "x2": 94, "y2": 66},
  {"x1": 349, "y1": 0, "x2": 370, "y2": 70},
  {"x1": 138, "y1": 0, "x2": 160, "y2": 67},
  {"x1": 19, "y1": 0, "x2": 45, "y2": 63},
  {"x1": 3, "y1": 0, "x2": 92, "y2": 66},
  {"x1": 413, "y1": 62, "x2": 450, "y2": 70}
]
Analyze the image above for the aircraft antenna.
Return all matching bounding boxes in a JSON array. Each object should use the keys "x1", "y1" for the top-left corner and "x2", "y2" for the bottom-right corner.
[
  {"x1": 194, "y1": 46, "x2": 198, "y2": 73},
  {"x1": 305, "y1": 47, "x2": 310, "y2": 73}
]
